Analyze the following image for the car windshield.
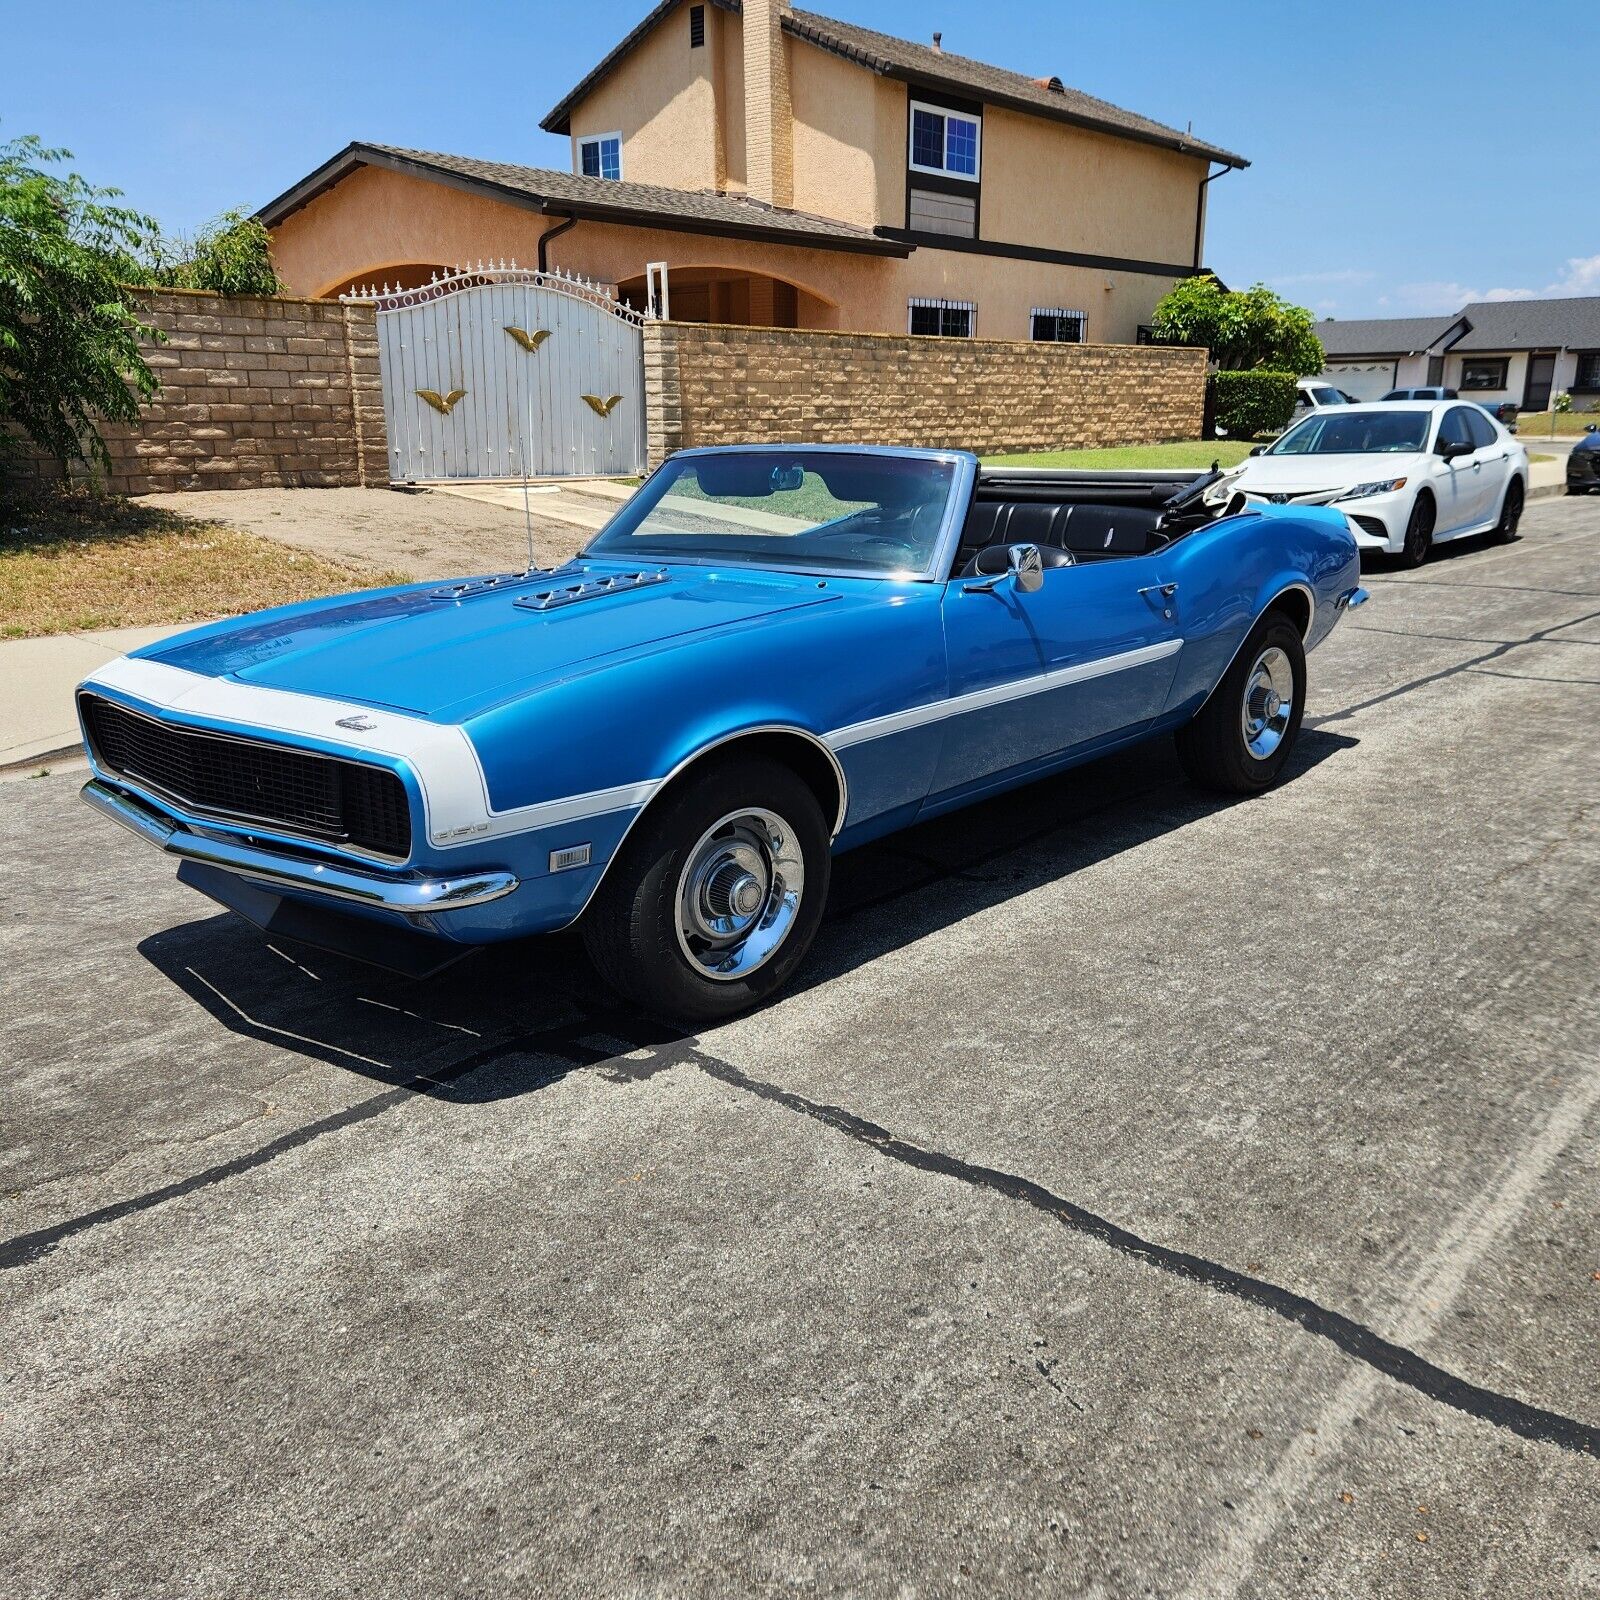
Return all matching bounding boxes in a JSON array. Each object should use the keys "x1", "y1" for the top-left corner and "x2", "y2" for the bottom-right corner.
[
  {"x1": 1267, "y1": 410, "x2": 1430, "y2": 455},
  {"x1": 585, "y1": 450, "x2": 957, "y2": 577}
]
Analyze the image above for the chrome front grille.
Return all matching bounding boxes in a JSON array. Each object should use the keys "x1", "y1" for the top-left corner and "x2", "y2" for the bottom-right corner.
[{"x1": 79, "y1": 693, "x2": 411, "y2": 860}]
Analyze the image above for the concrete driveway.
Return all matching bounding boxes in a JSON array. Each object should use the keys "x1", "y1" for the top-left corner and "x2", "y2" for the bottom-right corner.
[{"x1": 2, "y1": 500, "x2": 1597, "y2": 1598}]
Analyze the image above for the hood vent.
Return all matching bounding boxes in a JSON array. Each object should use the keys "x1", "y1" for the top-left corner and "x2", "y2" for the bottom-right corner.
[
  {"x1": 431, "y1": 570, "x2": 554, "y2": 601},
  {"x1": 513, "y1": 569, "x2": 670, "y2": 612}
]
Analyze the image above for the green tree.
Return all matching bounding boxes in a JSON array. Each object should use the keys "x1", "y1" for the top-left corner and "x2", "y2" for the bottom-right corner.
[
  {"x1": 1151, "y1": 274, "x2": 1324, "y2": 375},
  {"x1": 0, "y1": 134, "x2": 159, "y2": 472},
  {"x1": 148, "y1": 208, "x2": 283, "y2": 297}
]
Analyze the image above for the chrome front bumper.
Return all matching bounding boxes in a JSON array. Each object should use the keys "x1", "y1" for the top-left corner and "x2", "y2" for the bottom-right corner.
[{"x1": 80, "y1": 780, "x2": 519, "y2": 916}]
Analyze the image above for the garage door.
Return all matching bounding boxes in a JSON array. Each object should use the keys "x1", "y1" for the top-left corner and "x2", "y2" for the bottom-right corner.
[{"x1": 1324, "y1": 362, "x2": 1397, "y2": 402}]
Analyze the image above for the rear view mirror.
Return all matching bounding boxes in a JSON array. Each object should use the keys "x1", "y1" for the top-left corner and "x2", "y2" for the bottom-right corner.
[
  {"x1": 1249, "y1": 445, "x2": 1264, "y2": 456},
  {"x1": 1439, "y1": 438, "x2": 1474, "y2": 460},
  {"x1": 1009, "y1": 543, "x2": 1044, "y2": 594}
]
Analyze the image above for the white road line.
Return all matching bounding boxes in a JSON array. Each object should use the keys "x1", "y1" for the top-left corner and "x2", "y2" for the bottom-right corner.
[{"x1": 1181, "y1": 1058, "x2": 1600, "y2": 1600}]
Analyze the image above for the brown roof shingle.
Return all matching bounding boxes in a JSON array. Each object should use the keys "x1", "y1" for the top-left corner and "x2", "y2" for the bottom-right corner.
[{"x1": 257, "y1": 142, "x2": 912, "y2": 254}]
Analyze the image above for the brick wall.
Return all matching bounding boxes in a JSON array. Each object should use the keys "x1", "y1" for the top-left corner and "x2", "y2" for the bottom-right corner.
[
  {"x1": 17, "y1": 287, "x2": 388, "y2": 495},
  {"x1": 643, "y1": 321, "x2": 1206, "y2": 467}
]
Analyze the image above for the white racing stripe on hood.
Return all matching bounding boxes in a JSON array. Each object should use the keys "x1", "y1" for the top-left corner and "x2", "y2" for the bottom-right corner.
[{"x1": 81, "y1": 657, "x2": 657, "y2": 850}]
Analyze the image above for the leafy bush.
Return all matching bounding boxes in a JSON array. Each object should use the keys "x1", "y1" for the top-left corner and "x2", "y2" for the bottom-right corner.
[
  {"x1": 1210, "y1": 370, "x2": 1297, "y2": 439},
  {"x1": 1153, "y1": 275, "x2": 1323, "y2": 376},
  {"x1": 146, "y1": 208, "x2": 283, "y2": 297},
  {"x1": 0, "y1": 135, "x2": 159, "y2": 473}
]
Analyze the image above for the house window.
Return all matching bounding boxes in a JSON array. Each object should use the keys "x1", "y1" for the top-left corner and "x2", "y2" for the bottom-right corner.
[
  {"x1": 909, "y1": 100, "x2": 981, "y2": 180},
  {"x1": 1574, "y1": 353, "x2": 1600, "y2": 392},
  {"x1": 578, "y1": 133, "x2": 622, "y2": 181},
  {"x1": 1031, "y1": 307, "x2": 1087, "y2": 343},
  {"x1": 689, "y1": 4, "x2": 704, "y2": 46},
  {"x1": 909, "y1": 298, "x2": 975, "y2": 337},
  {"x1": 1459, "y1": 357, "x2": 1508, "y2": 391}
]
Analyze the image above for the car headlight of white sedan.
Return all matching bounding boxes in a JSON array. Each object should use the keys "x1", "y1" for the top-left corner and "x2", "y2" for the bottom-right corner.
[{"x1": 1334, "y1": 477, "x2": 1408, "y2": 502}]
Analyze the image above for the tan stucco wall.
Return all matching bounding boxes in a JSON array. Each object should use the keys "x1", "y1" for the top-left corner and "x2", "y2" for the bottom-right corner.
[
  {"x1": 788, "y1": 40, "x2": 885, "y2": 230},
  {"x1": 569, "y1": 0, "x2": 722, "y2": 192},
  {"x1": 269, "y1": 163, "x2": 1185, "y2": 341},
  {"x1": 979, "y1": 109, "x2": 1206, "y2": 265},
  {"x1": 644, "y1": 320, "x2": 1206, "y2": 465}
]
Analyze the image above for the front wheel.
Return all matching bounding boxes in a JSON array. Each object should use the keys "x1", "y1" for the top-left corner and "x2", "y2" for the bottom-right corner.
[
  {"x1": 579, "y1": 756, "x2": 831, "y2": 1022},
  {"x1": 1493, "y1": 477, "x2": 1524, "y2": 543},
  {"x1": 1399, "y1": 493, "x2": 1435, "y2": 568},
  {"x1": 1175, "y1": 615, "x2": 1307, "y2": 795}
]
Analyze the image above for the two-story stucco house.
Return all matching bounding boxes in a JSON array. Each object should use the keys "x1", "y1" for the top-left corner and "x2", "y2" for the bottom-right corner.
[{"x1": 261, "y1": 0, "x2": 1246, "y2": 344}]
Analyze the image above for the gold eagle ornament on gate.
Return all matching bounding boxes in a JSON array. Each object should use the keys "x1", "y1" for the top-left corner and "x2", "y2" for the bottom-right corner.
[
  {"x1": 504, "y1": 326, "x2": 552, "y2": 353},
  {"x1": 582, "y1": 393, "x2": 624, "y2": 418},
  {"x1": 416, "y1": 387, "x2": 467, "y2": 415}
]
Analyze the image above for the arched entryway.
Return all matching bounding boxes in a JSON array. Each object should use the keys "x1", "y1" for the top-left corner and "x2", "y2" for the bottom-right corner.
[
  {"x1": 614, "y1": 265, "x2": 837, "y2": 328},
  {"x1": 315, "y1": 263, "x2": 453, "y2": 300}
]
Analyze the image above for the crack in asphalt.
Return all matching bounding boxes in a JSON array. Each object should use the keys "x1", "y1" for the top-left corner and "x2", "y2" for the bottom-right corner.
[{"x1": 686, "y1": 1046, "x2": 1600, "y2": 1462}]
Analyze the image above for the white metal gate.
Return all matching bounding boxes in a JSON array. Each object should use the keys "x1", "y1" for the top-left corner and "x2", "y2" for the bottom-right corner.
[{"x1": 350, "y1": 264, "x2": 647, "y2": 481}]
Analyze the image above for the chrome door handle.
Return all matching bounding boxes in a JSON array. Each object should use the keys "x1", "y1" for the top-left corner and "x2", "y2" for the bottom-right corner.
[{"x1": 1137, "y1": 583, "x2": 1178, "y2": 599}]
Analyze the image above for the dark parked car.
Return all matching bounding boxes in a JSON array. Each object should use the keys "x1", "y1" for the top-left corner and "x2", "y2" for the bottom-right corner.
[
  {"x1": 1472, "y1": 399, "x2": 1520, "y2": 432},
  {"x1": 1568, "y1": 423, "x2": 1600, "y2": 495}
]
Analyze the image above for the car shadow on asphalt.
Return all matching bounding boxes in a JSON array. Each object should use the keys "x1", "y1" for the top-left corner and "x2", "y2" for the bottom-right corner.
[{"x1": 136, "y1": 728, "x2": 1356, "y2": 1103}]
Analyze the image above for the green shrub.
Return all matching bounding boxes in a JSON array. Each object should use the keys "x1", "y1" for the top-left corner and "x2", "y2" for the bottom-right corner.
[
  {"x1": 145, "y1": 209, "x2": 283, "y2": 297},
  {"x1": 1209, "y1": 370, "x2": 1297, "y2": 439}
]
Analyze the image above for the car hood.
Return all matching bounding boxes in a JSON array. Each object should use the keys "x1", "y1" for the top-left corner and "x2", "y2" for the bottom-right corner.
[
  {"x1": 140, "y1": 563, "x2": 843, "y2": 719},
  {"x1": 1232, "y1": 451, "x2": 1421, "y2": 497}
]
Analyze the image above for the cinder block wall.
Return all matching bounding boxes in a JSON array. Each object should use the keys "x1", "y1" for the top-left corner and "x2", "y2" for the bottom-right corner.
[
  {"x1": 643, "y1": 321, "x2": 1206, "y2": 467},
  {"x1": 87, "y1": 288, "x2": 388, "y2": 493}
]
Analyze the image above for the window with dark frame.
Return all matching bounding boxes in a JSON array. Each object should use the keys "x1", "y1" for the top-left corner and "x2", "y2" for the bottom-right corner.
[
  {"x1": 909, "y1": 298, "x2": 975, "y2": 337},
  {"x1": 689, "y1": 4, "x2": 705, "y2": 46},
  {"x1": 578, "y1": 133, "x2": 622, "y2": 181},
  {"x1": 1031, "y1": 307, "x2": 1086, "y2": 343},
  {"x1": 1575, "y1": 353, "x2": 1600, "y2": 391},
  {"x1": 1459, "y1": 357, "x2": 1508, "y2": 391}
]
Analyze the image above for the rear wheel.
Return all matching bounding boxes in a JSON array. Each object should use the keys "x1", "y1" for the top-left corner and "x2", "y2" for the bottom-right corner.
[
  {"x1": 580, "y1": 756, "x2": 830, "y2": 1022},
  {"x1": 1493, "y1": 477, "x2": 1524, "y2": 543},
  {"x1": 1175, "y1": 615, "x2": 1306, "y2": 795},
  {"x1": 1399, "y1": 493, "x2": 1435, "y2": 568}
]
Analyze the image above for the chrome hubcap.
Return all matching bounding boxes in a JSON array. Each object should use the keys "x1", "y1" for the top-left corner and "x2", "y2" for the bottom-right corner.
[
  {"x1": 675, "y1": 808, "x2": 805, "y2": 982},
  {"x1": 1241, "y1": 646, "x2": 1295, "y2": 759}
]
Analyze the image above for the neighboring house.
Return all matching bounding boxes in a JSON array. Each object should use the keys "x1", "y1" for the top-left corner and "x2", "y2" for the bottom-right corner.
[
  {"x1": 259, "y1": 0, "x2": 1246, "y2": 343},
  {"x1": 1317, "y1": 297, "x2": 1600, "y2": 411}
]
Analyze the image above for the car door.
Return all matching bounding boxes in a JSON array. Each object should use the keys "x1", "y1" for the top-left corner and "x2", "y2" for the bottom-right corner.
[
  {"x1": 1433, "y1": 407, "x2": 1479, "y2": 534},
  {"x1": 930, "y1": 526, "x2": 1182, "y2": 803},
  {"x1": 1463, "y1": 405, "x2": 1510, "y2": 526}
]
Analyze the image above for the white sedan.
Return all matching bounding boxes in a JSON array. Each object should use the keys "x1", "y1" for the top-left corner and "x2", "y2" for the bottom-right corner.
[{"x1": 1220, "y1": 401, "x2": 1530, "y2": 566}]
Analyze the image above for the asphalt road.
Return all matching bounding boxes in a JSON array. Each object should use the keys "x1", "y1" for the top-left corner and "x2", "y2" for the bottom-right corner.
[{"x1": 3, "y1": 499, "x2": 1598, "y2": 1599}]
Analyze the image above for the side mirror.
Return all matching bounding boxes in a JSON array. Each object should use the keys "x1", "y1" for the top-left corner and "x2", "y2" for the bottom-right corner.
[
  {"x1": 1249, "y1": 444, "x2": 1264, "y2": 456},
  {"x1": 1009, "y1": 543, "x2": 1044, "y2": 594},
  {"x1": 1586, "y1": 422, "x2": 1598, "y2": 434},
  {"x1": 1439, "y1": 438, "x2": 1474, "y2": 460}
]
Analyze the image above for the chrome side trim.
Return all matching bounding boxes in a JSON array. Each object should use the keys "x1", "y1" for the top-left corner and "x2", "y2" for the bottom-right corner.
[
  {"x1": 825, "y1": 638, "x2": 1185, "y2": 751},
  {"x1": 81, "y1": 781, "x2": 518, "y2": 916}
]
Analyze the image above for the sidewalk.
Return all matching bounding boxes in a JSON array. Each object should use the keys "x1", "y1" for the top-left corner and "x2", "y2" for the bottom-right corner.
[{"x1": 0, "y1": 623, "x2": 192, "y2": 771}]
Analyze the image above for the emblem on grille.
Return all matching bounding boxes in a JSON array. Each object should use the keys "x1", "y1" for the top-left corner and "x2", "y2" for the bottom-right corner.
[
  {"x1": 335, "y1": 714, "x2": 378, "y2": 732},
  {"x1": 1266, "y1": 493, "x2": 1292, "y2": 504}
]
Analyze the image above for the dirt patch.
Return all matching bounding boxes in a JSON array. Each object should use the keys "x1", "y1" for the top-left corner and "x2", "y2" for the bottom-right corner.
[
  {"x1": 135, "y1": 486, "x2": 589, "y2": 583},
  {"x1": 0, "y1": 491, "x2": 406, "y2": 640}
]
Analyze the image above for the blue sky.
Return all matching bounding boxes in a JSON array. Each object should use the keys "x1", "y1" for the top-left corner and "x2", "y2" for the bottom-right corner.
[{"x1": 7, "y1": 0, "x2": 1593, "y2": 319}]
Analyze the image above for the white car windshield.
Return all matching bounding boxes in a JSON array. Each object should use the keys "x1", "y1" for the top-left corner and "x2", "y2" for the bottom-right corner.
[
  {"x1": 586, "y1": 450, "x2": 957, "y2": 577},
  {"x1": 1268, "y1": 411, "x2": 1430, "y2": 455}
]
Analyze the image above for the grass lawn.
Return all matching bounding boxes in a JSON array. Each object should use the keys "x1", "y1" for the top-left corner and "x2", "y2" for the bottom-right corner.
[
  {"x1": 1515, "y1": 412, "x2": 1599, "y2": 439},
  {"x1": 0, "y1": 490, "x2": 406, "y2": 640},
  {"x1": 982, "y1": 440, "x2": 1256, "y2": 470}
]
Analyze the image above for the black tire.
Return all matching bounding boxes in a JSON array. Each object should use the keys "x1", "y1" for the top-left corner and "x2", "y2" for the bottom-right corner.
[
  {"x1": 1568, "y1": 484, "x2": 1585, "y2": 497},
  {"x1": 1493, "y1": 477, "x2": 1525, "y2": 543},
  {"x1": 1399, "y1": 493, "x2": 1435, "y2": 568},
  {"x1": 1175, "y1": 614, "x2": 1306, "y2": 795},
  {"x1": 579, "y1": 755, "x2": 831, "y2": 1023}
]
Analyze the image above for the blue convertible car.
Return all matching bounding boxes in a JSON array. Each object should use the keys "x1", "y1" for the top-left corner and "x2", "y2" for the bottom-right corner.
[{"x1": 78, "y1": 446, "x2": 1365, "y2": 1019}]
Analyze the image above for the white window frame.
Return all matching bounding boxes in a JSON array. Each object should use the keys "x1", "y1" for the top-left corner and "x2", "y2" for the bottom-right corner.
[
  {"x1": 576, "y1": 131, "x2": 623, "y2": 181},
  {"x1": 908, "y1": 297, "x2": 976, "y2": 338},
  {"x1": 1030, "y1": 306, "x2": 1088, "y2": 343},
  {"x1": 908, "y1": 99, "x2": 981, "y2": 183}
]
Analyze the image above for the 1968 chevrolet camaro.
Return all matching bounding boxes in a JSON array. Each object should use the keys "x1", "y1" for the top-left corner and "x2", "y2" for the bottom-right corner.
[{"x1": 78, "y1": 446, "x2": 1366, "y2": 1019}]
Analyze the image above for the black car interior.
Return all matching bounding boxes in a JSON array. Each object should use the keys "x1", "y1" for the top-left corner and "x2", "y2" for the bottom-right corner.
[{"x1": 951, "y1": 466, "x2": 1239, "y2": 578}]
